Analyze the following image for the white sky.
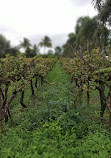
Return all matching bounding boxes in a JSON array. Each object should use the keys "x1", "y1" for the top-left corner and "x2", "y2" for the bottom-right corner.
[{"x1": 0, "y1": 0, "x2": 97, "y2": 50}]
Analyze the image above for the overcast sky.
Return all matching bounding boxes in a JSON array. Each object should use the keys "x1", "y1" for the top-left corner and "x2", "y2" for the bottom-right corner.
[{"x1": 0, "y1": 0, "x2": 97, "y2": 51}]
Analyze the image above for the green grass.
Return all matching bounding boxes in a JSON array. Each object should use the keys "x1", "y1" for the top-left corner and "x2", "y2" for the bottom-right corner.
[{"x1": 0, "y1": 61, "x2": 111, "y2": 158}]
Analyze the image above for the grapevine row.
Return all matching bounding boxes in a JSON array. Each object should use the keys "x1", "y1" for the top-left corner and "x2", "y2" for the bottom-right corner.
[
  {"x1": 0, "y1": 53, "x2": 56, "y2": 133},
  {"x1": 60, "y1": 46, "x2": 111, "y2": 129}
]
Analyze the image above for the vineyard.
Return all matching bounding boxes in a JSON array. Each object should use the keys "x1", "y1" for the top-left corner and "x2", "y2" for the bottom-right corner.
[
  {"x1": 0, "y1": 0, "x2": 111, "y2": 156},
  {"x1": 1, "y1": 50, "x2": 111, "y2": 157}
]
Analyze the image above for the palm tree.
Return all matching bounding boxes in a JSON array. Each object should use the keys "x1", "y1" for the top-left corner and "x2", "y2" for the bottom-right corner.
[
  {"x1": 32, "y1": 44, "x2": 39, "y2": 55},
  {"x1": 19, "y1": 38, "x2": 32, "y2": 51},
  {"x1": 39, "y1": 36, "x2": 52, "y2": 54}
]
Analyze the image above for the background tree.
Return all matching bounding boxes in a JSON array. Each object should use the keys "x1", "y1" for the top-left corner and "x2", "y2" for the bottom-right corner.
[
  {"x1": 25, "y1": 47, "x2": 32, "y2": 58},
  {"x1": 32, "y1": 44, "x2": 39, "y2": 55},
  {"x1": 93, "y1": 24, "x2": 109, "y2": 48},
  {"x1": 62, "y1": 33, "x2": 76, "y2": 57},
  {"x1": 47, "y1": 49, "x2": 53, "y2": 55},
  {"x1": 19, "y1": 38, "x2": 36, "y2": 57},
  {"x1": 19, "y1": 38, "x2": 32, "y2": 51},
  {"x1": 93, "y1": 0, "x2": 111, "y2": 25},
  {"x1": 25, "y1": 44, "x2": 39, "y2": 58},
  {"x1": 39, "y1": 36, "x2": 52, "y2": 54},
  {"x1": 62, "y1": 15, "x2": 110, "y2": 58},
  {"x1": 92, "y1": 0, "x2": 111, "y2": 49},
  {"x1": 54, "y1": 46, "x2": 62, "y2": 57},
  {"x1": 75, "y1": 16, "x2": 98, "y2": 52},
  {"x1": 0, "y1": 34, "x2": 10, "y2": 58},
  {"x1": 6, "y1": 46, "x2": 19, "y2": 57}
]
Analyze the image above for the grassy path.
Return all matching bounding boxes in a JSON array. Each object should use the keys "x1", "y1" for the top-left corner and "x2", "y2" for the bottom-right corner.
[
  {"x1": 1, "y1": 60, "x2": 111, "y2": 158},
  {"x1": 36, "y1": 60, "x2": 73, "y2": 115}
]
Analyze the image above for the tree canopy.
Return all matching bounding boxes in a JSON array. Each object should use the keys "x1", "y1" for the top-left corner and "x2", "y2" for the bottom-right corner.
[
  {"x1": 62, "y1": 15, "x2": 110, "y2": 57},
  {"x1": 93, "y1": 0, "x2": 111, "y2": 24},
  {"x1": 54, "y1": 46, "x2": 62, "y2": 57},
  {"x1": 0, "y1": 34, "x2": 10, "y2": 58}
]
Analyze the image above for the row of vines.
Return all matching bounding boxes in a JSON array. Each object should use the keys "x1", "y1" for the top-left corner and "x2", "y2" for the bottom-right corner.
[
  {"x1": 0, "y1": 53, "x2": 57, "y2": 133},
  {"x1": 60, "y1": 46, "x2": 111, "y2": 129}
]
